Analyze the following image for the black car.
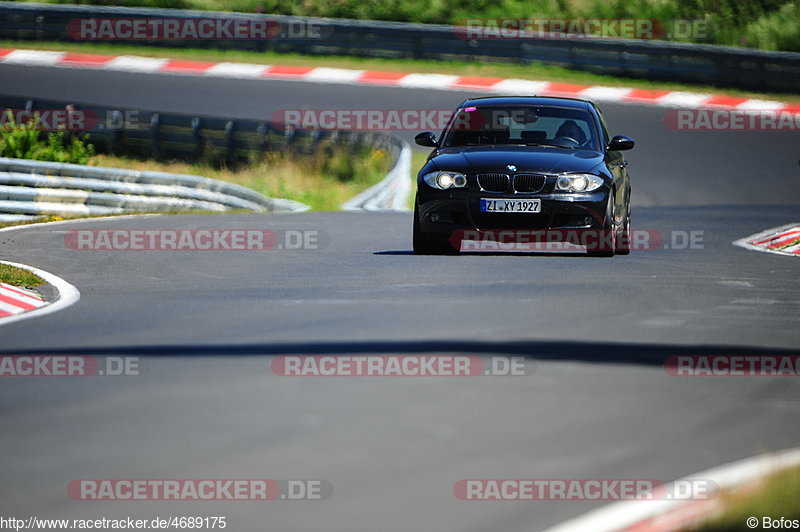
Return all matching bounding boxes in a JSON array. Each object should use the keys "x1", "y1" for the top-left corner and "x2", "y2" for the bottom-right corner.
[{"x1": 412, "y1": 96, "x2": 634, "y2": 256}]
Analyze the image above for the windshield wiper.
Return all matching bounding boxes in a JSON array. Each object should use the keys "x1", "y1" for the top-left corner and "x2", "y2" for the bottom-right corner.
[{"x1": 525, "y1": 142, "x2": 573, "y2": 149}]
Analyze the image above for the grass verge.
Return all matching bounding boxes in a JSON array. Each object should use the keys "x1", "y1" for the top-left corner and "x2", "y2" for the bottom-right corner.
[
  {"x1": 90, "y1": 147, "x2": 392, "y2": 212},
  {"x1": 691, "y1": 465, "x2": 800, "y2": 531},
  {"x1": 0, "y1": 263, "x2": 45, "y2": 287},
  {"x1": 2, "y1": 40, "x2": 799, "y2": 104}
]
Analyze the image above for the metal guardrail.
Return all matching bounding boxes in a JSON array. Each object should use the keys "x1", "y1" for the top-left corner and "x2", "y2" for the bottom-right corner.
[
  {"x1": 0, "y1": 157, "x2": 310, "y2": 218},
  {"x1": 0, "y1": 94, "x2": 410, "y2": 217},
  {"x1": 1, "y1": 2, "x2": 799, "y2": 92},
  {"x1": 342, "y1": 142, "x2": 411, "y2": 212}
]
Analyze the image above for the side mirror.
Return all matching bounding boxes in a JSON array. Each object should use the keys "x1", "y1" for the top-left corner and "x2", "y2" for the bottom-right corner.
[
  {"x1": 415, "y1": 131, "x2": 438, "y2": 147},
  {"x1": 608, "y1": 135, "x2": 634, "y2": 151}
]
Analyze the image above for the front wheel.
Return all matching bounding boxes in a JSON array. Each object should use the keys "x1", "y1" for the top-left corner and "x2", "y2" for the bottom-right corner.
[
  {"x1": 588, "y1": 198, "x2": 615, "y2": 258},
  {"x1": 615, "y1": 201, "x2": 631, "y2": 255},
  {"x1": 413, "y1": 198, "x2": 453, "y2": 255}
]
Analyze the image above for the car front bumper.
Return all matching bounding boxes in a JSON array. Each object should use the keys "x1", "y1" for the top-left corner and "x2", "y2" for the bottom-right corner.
[{"x1": 416, "y1": 187, "x2": 610, "y2": 236}]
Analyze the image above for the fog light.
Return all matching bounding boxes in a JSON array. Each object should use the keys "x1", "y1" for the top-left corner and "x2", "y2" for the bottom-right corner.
[
  {"x1": 430, "y1": 214, "x2": 440, "y2": 222},
  {"x1": 584, "y1": 216, "x2": 593, "y2": 226}
]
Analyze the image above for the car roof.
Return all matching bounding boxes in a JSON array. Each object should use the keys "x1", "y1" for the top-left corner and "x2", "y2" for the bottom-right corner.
[{"x1": 459, "y1": 96, "x2": 593, "y2": 110}]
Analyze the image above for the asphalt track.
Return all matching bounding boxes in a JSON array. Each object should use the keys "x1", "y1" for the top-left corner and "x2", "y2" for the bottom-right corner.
[{"x1": 0, "y1": 63, "x2": 799, "y2": 531}]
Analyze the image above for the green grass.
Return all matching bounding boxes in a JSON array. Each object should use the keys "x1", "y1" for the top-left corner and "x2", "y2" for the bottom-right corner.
[
  {"x1": 0, "y1": 214, "x2": 67, "y2": 230},
  {"x1": 691, "y1": 465, "x2": 800, "y2": 531},
  {"x1": 22, "y1": 0, "x2": 800, "y2": 51},
  {"x1": 90, "y1": 146, "x2": 392, "y2": 212},
  {"x1": 0, "y1": 110, "x2": 95, "y2": 164},
  {"x1": 0, "y1": 263, "x2": 45, "y2": 287},
  {"x1": 3, "y1": 40, "x2": 799, "y2": 103}
]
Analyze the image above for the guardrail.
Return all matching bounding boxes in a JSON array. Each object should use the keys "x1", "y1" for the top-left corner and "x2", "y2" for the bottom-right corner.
[
  {"x1": 0, "y1": 156, "x2": 310, "y2": 220},
  {"x1": 342, "y1": 142, "x2": 411, "y2": 212},
  {"x1": 1, "y1": 2, "x2": 799, "y2": 92},
  {"x1": 0, "y1": 94, "x2": 411, "y2": 217}
]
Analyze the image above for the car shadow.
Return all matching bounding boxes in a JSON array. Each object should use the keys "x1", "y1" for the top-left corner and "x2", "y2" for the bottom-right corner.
[{"x1": 373, "y1": 250, "x2": 602, "y2": 257}]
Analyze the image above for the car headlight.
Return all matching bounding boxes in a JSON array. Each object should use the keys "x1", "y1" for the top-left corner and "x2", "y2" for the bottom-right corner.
[
  {"x1": 555, "y1": 173, "x2": 604, "y2": 193},
  {"x1": 423, "y1": 171, "x2": 468, "y2": 190}
]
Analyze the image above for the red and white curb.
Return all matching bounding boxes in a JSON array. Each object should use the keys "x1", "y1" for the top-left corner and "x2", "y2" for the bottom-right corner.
[
  {"x1": 0, "y1": 260, "x2": 80, "y2": 326},
  {"x1": 2, "y1": 48, "x2": 799, "y2": 113},
  {"x1": 0, "y1": 281, "x2": 45, "y2": 317},
  {"x1": 733, "y1": 224, "x2": 800, "y2": 257},
  {"x1": 541, "y1": 447, "x2": 800, "y2": 532}
]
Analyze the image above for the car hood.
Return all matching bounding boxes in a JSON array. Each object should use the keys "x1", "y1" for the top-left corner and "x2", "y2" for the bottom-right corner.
[{"x1": 428, "y1": 146, "x2": 604, "y2": 175}]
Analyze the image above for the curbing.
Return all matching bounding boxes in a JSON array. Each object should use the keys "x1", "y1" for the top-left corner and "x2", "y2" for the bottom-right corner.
[
  {"x1": 733, "y1": 224, "x2": 800, "y2": 257},
  {"x1": 1, "y1": 48, "x2": 799, "y2": 115},
  {"x1": 1, "y1": 3, "x2": 799, "y2": 93},
  {"x1": 541, "y1": 447, "x2": 800, "y2": 532},
  {"x1": 0, "y1": 281, "x2": 45, "y2": 317},
  {"x1": 0, "y1": 260, "x2": 80, "y2": 326}
]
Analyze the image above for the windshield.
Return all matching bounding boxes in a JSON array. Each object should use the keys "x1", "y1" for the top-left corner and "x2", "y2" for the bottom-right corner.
[{"x1": 442, "y1": 105, "x2": 601, "y2": 150}]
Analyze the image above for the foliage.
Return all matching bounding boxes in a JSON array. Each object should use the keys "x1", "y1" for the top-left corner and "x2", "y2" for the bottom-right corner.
[{"x1": 0, "y1": 111, "x2": 95, "y2": 164}]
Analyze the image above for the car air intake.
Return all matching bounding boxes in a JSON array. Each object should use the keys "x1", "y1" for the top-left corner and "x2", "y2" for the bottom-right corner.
[
  {"x1": 477, "y1": 173, "x2": 509, "y2": 192},
  {"x1": 513, "y1": 174, "x2": 546, "y2": 193}
]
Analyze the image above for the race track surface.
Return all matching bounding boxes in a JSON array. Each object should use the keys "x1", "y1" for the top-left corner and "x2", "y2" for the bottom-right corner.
[{"x1": 0, "y1": 63, "x2": 798, "y2": 531}]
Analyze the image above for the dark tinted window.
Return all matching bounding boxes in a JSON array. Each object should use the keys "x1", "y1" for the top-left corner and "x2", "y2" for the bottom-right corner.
[{"x1": 442, "y1": 105, "x2": 600, "y2": 150}]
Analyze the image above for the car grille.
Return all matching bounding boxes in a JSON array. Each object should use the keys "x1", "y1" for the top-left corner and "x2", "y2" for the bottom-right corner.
[
  {"x1": 513, "y1": 174, "x2": 546, "y2": 193},
  {"x1": 477, "y1": 173, "x2": 509, "y2": 192}
]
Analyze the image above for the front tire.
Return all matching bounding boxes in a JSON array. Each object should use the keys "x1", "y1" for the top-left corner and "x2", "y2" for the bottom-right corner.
[
  {"x1": 413, "y1": 198, "x2": 453, "y2": 255},
  {"x1": 588, "y1": 198, "x2": 615, "y2": 257},
  {"x1": 615, "y1": 200, "x2": 631, "y2": 255}
]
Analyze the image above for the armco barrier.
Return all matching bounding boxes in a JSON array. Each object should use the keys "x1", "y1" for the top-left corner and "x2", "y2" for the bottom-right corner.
[
  {"x1": 341, "y1": 142, "x2": 411, "y2": 212},
  {"x1": 0, "y1": 157, "x2": 310, "y2": 216},
  {"x1": 0, "y1": 2, "x2": 798, "y2": 92},
  {"x1": 0, "y1": 94, "x2": 411, "y2": 216}
]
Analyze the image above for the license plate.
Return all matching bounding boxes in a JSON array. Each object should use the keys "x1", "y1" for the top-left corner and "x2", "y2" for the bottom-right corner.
[{"x1": 480, "y1": 198, "x2": 541, "y2": 213}]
